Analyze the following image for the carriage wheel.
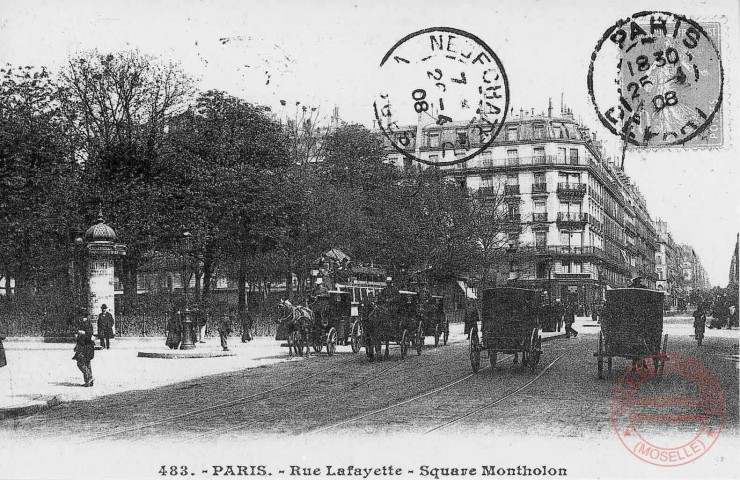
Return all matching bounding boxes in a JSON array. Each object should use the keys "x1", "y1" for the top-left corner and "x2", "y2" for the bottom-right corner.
[
  {"x1": 400, "y1": 330, "x2": 409, "y2": 359},
  {"x1": 292, "y1": 331, "x2": 305, "y2": 357},
  {"x1": 489, "y1": 350, "x2": 497, "y2": 367},
  {"x1": 326, "y1": 328, "x2": 337, "y2": 357},
  {"x1": 597, "y1": 330, "x2": 604, "y2": 379},
  {"x1": 416, "y1": 322, "x2": 424, "y2": 356},
  {"x1": 434, "y1": 323, "x2": 441, "y2": 347},
  {"x1": 443, "y1": 317, "x2": 449, "y2": 346},
  {"x1": 470, "y1": 328, "x2": 481, "y2": 373},
  {"x1": 350, "y1": 321, "x2": 362, "y2": 354}
]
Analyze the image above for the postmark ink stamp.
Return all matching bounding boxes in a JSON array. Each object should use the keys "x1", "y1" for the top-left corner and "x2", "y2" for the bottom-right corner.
[
  {"x1": 611, "y1": 354, "x2": 726, "y2": 467},
  {"x1": 373, "y1": 27, "x2": 509, "y2": 166},
  {"x1": 588, "y1": 12, "x2": 723, "y2": 148}
]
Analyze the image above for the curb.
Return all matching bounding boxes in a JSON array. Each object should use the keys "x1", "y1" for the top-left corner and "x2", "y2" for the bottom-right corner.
[
  {"x1": 137, "y1": 350, "x2": 238, "y2": 359},
  {"x1": 0, "y1": 396, "x2": 62, "y2": 421}
]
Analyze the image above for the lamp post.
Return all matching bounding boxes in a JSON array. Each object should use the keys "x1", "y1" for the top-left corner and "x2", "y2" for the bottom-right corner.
[
  {"x1": 179, "y1": 228, "x2": 196, "y2": 350},
  {"x1": 545, "y1": 254, "x2": 554, "y2": 305}
]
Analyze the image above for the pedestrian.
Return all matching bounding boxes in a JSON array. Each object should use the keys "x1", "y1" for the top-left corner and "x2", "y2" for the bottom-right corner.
[
  {"x1": 0, "y1": 317, "x2": 7, "y2": 368},
  {"x1": 97, "y1": 304, "x2": 115, "y2": 349},
  {"x1": 693, "y1": 305, "x2": 706, "y2": 345},
  {"x1": 464, "y1": 301, "x2": 478, "y2": 339},
  {"x1": 240, "y1": 311, "x2": 253, "y2": 343},
  {"x1": 730, "y1": 305, "x2": 738, "y2": 328},
  {"x1": 165, "y1": 310, "x2": 182, "y2": 349},
  {"x1": 591, "y1": 303, "x2": 599, "y2": 323},
  {"x1": 72, "y1": 316, "x2": 95, "y2": 387},
  {"x1": 555, "y1": 299, "x2": 564, "y2": 332},
  {"x1": 564, "y1": 304, "x2": 578, "y2": 338},
  {"x1": 218, "y1": 315, "x2": 233, "y2": 351},
  {"x1": 196, "y1": 309, "x2": 207, "y2": 343}
]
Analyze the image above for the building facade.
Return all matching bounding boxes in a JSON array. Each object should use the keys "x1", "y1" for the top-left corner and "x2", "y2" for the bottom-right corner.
[{"x1": 381, "y1": 106, "x2": 659, "y2": 308}]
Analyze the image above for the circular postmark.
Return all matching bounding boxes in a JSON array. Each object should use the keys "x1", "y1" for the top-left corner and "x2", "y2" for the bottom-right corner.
[
  {"x1": 373, "y1": 27, "x2": 509, "y2": 166},
  {"x1": 611, "y1": 353, "x2": 725, "y2": 467},
  {"x1": 588, "y1": 12, "x2": 723, "y2": 147}
]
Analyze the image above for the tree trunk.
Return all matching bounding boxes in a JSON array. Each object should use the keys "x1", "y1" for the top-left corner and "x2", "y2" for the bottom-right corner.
[
  {"x1": 237, "y1": 256, "x2": 247, "y2": 314},
  {"x1": 202, "y1": 253, "x2": 213, "y2": 302},
  {"x1": 122, "y1": 260, "x2": 138, "y2": 316}
]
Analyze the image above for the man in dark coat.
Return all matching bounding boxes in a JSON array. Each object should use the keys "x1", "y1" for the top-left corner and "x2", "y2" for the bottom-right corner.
[
  {"x1": 693, "y1": 305, "x2": 706, "y2": 345},
  {"x1": 464, "y1": 301, "x2": 478, "y2": 338},
  {"x1": 73, "y1": 317, "x2": 95, "y2": 386},
  {"x1": 97, "y1": 304, "x2": 115, "y2": 349},
  {"x1": 218, "y1": 315, "x2": 233, "y2": 351},
  {"x1": 564, "y1": 304, "x2": 578, "y2": 338},
  {"x1": 0, "y1": 318, "x2": 7, "y2": 368}
]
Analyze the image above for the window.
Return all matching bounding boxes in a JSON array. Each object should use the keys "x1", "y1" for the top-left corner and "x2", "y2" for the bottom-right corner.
[
  {"x1": 507, "y1": 149, "x2": 519, "y2": 166},
  {"x1": 534, "y1": 201, "x2": 546, "y2": 214},
  {"x1": 535, "y1": 231, "x2": 547, "y2": 248},
  {"x1": 507, "y1": 202, "x2": 520, "y2": 217},
  {"x1": 569, "y1": 148, "x2": 579, "y2": 165},
  {"x1": 457, "y1": 130, "x2": 469, "y2": 147},
  {"x1": 534, "y1": 147, "x2": 546, "y2": 164},
  {"x1": 481, "y1": 151, "x2": 493, "y2": 167},
  {"x1": 557, "y1": 147, "x2": 567, "y2": 163},
  {"x1": 429, "y1": 132, "x2": 440, "y2": 148},
  {"x1": 506, "y1": 127, "x2": 518, "y2": 141},
  {"x1": 534, "y1": 124, "x2": 544, "y2": 139},
  {"x1": 506, "y1": 173, "x2": 518, "y2": 185},
  {"x1": 534, "y1": 172, "x2": 546, "y2": 186},
  {"x1": 562, "y1": 262, "x2": 583, "y2": 274},
  {"x1": 558, "y1": 172, "x2": 581, "y2": 184},
  {"x1": 552, "y1": 124, "x2": 563, "y2": 139}
]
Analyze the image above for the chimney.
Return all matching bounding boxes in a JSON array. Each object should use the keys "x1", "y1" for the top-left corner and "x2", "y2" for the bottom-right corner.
[{"x1": 548, "y1": 98, "x2": 553, "y2": 118}]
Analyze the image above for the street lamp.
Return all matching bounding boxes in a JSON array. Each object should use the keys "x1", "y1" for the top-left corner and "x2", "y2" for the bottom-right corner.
[
  {"x1": 545, "y1": 254, "x2": 554, "y2": 305},
  {"x1": 179, "y1": 228, "x2": 196, "y2": 350}
]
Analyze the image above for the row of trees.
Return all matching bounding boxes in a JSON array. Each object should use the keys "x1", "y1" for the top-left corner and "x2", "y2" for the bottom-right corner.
[{"x1": 0, "y1": 50, "x2": 510, "y2": 322}]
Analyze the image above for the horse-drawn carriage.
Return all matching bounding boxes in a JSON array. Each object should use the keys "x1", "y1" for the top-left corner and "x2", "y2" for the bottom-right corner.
[
  {"x1": 469, "y1": 287, "x2": 543, "y2": 373},
  {"x1": 419, "y1": 295, "x2": 449, "y2": 346},
  {"x1": 363, "y1": 289, "x2": 424, "y2": 360},
  {"x1": 276, "y1": 290, "x2": 363, "y2": 357},
  {"x1": 594, "y1": 288, "x2": 667, "y2": 379}
]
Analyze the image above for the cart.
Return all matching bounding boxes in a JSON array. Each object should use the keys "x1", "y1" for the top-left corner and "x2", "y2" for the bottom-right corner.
[
  {"x1": 594, "y1": 288, "x2": 667, "y2": 379},
  {"x1": 469, "y1": 287, "x2": 542, "y2": 373},
  {"x1": 420, "y1": 295, "x2": 449, "y2": 346},
  {"x1": 363, "y1": 289, "x2": 423, "y2": 360}
]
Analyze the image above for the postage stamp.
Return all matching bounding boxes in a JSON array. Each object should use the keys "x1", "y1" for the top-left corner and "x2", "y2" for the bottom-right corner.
[
  {"x1": 373, "y1": 27, "x2": 509, "y2": 166},
  {"x1": 611, "y1": 353, "x2": 726, "y2": 467},
  {"x1": 588, "y1": 12, "x2": 724, "y2": 148}
]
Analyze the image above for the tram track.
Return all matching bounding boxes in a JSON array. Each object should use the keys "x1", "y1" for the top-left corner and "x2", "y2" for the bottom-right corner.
[
  {"x1": 424, "y1": 351, "x2": 568, "y2": 434},
  {"x1": 86, "y1": 341, "x2": 445, "y2": 442},
  {"x1": 83, "y1": 365, "x2": 339, "y2": 443},
  {"x1": 179, "y1": 343, "x2": 460, "y2": 441}
]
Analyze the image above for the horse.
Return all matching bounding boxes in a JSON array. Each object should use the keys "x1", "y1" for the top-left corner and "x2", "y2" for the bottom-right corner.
[{"x1": 278, "y1": 299, "x2": 313, "y2": 357}]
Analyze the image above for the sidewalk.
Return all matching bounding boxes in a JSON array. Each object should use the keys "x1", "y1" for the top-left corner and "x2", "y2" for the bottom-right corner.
[
  {"x1": 0, "y1": 335, "x2": 301, "y2": 419},
  {"x1": 0, "y1": 319, "x2": 583, "y2": 420}
]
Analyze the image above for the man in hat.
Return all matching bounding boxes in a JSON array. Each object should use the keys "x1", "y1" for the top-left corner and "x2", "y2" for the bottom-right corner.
[{"x1": 97, "y1": 304, "x2": 115, "y2": 349}]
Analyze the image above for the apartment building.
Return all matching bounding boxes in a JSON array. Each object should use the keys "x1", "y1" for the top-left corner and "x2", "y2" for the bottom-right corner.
[{"x1": 381, "y1": 106, "x2": 659, "y2": 308}]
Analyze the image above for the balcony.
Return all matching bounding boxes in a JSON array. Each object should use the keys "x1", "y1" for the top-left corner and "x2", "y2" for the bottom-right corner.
[
  {"x1": 556, "y1": 212, "x2": 588, "y2": 228},
  {"x1": 531, "y1": 183, "x2": 548, "y2": 195},
  {"x1": 556, "y1": 182, "x2": 586, "y2": 198},
  {"x1": 504, "y1": 184, "x2": 520, "y2": 196},
  {"x1": 590, "y1": 217, "x2": 604, "y2": 233}
]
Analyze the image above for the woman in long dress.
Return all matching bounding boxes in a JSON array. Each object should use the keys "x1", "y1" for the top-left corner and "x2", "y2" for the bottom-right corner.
[{"x1": 165, "y1": 311, "x2": 182, "y2": 349}]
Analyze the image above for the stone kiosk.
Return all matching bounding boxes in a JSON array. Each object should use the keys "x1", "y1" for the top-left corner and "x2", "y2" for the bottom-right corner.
[{"x1": 84, "y1": 213, "x2": 126, "y2": 337}]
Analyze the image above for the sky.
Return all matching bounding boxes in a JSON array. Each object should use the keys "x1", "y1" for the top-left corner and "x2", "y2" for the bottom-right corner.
[{"x1": 1, "y1": 0, "x2": 738, "y2": 286}]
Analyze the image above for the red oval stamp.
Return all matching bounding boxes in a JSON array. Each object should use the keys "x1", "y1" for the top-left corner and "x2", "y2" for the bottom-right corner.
[{"x1": 611, "y1": 353, "x2": 725, "y2": 467}]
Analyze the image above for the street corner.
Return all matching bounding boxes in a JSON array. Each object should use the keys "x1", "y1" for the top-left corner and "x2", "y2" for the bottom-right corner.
[{"x1": 0, "y1": 395, "x2": 62, "y2": 421}]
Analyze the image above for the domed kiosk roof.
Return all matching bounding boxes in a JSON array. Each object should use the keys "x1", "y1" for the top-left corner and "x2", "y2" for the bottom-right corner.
[{"x1": 85, "y1": 213, "x2": 117, "y2": 242}]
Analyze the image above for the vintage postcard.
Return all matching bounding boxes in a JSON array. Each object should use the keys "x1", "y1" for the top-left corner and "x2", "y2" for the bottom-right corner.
[{"x1": 0, "y1": 1, "x2": 738, "y2": 479}]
